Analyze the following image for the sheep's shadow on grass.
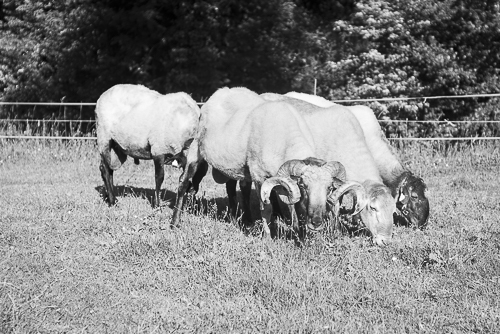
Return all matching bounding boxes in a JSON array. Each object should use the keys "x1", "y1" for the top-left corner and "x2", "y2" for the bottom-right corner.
[
  {"x1": 181, "y1": 194, "x2": 235, "y2": 221},
  {"x1": 95, "y1": 185, "x2": 177, "y2": 208},
  {"x1": 94, "y1": 183, "x2": 238, "y2": 219},
  {"x1": 185, "y1": 190, "x2": 368, "y2": 244},
  {"x1": 94, "y1": 183, "x2": 370, "y2": 243},
  {"x1": 187, "y1": 190, "x2": 306, "y2": 241},
  {"x1": 180, "y1": 190, "x2": 262, "y2": 228}
]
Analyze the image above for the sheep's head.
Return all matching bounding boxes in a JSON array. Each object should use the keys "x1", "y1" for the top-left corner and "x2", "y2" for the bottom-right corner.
[
  {"x1": 356, "y1": 181, "x2": 395, "y2": 246},
  {"x1": 395, "y1": 172, "x2": 429, "y2": 229},
  {"x1": 261, "y1": 158, "x2": 363, "y2": 231}
]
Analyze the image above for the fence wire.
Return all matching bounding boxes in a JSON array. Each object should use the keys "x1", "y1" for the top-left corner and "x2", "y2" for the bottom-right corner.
[
  {"x1": 2, "y1": 93, "x2": 500, "y2": 140},
  {"x1": 2, "y1": 118, "x2": 500, "y2": 140},
  {"x1": 0, "y1": 119, "x2": 96, "y2": 138}
]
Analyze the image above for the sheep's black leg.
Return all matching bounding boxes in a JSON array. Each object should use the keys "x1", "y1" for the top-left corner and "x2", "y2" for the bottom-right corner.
[
  {"x1": 268, "y1": 190, "x2": 290, "y2": 239},
  {"x1": 172, "y1": 159, "x2": 208, "y2": 227},
  {"x1": 99, "y1": 155, "x2": 115, "y2": 205},
  {"x1": 269, "y1": 190, "x2": 285, "y2": 219},
  {"x1": 153, "y1": 156, "x2": 165, "y2": 207},
  {"x1": 190, "y1": 159, "x2": 208, "y2": 194},
  {"x1": 226, "y1": 179, "x2": 239, "y2": 220},
  {"x1": 172, "y1": 180, "x2": 188, "y2": 227},
  {"x1": 239, "y1": 180, "x2": 253, "y2": 226}
]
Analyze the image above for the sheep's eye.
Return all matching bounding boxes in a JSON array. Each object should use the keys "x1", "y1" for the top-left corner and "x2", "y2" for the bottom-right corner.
[{"x1": 370, "y1": 206, "x2": 377, "y2": 212}]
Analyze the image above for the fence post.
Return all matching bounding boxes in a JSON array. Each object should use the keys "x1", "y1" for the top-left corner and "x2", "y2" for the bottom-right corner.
[{"x1": 64, "y1": 106, "x2": 69, "y2": 136}]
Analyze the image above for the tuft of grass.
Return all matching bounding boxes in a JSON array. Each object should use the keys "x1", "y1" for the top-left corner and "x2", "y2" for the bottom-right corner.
[{"x1": 1, "y1": 139, "x2": 499, "y2": 333}]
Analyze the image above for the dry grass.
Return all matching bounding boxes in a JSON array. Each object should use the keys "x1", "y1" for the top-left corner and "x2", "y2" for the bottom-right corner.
[{"x1": 0, "y1": 139, "x2": 499, "y2": 333}]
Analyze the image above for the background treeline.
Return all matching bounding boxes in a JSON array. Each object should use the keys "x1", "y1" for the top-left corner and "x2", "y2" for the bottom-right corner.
[{"x1": 1, "y1": 0, "x2": 500, "y2": 122}]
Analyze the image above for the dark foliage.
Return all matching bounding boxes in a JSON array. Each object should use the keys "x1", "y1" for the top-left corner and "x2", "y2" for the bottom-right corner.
[{"x1": 1, "y1": 0, "x2": 500, "y2": 121}]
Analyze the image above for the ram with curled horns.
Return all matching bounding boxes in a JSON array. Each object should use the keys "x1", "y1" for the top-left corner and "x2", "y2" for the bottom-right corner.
[
  {"x1": 261, "y1": 93, "x2": 396, "y2": 245},
  {"x1": 284, "y1": 92, "x2": 430, "y2": 228},
  {"x1": 192, "y1": 87, "x2": 365, "y2": 237}
]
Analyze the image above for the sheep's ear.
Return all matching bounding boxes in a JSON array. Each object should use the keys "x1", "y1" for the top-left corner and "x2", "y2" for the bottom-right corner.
[{"x1": 182, "y1": 138, "x2": 194, "y2": 150}]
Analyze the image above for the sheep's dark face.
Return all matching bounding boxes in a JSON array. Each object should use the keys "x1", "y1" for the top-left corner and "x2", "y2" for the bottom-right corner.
[{"x1": 395, "y1": 174, "x2": 429, "y2": 228}]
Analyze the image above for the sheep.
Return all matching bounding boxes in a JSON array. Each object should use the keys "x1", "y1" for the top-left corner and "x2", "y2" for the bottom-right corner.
[
  {"x1": 197, "y1": 87, "x2": 366, "y2": 237},
  {"x1": 284, "y1": 92, "x2": 430, "y2": 228},
  {"x1": 96, "y1": 84, "x2": 201, "y2": 211},
  {"x1": 261, "y1": 93, "x2": 395, "y2": 245}
]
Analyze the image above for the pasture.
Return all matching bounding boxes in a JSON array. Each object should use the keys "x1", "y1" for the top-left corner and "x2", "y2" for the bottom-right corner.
[{"x1": 0, "y1": 139, "x2": 499, "y2": 333}]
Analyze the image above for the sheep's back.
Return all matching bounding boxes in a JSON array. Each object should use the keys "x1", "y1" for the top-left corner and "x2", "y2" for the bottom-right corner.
[
  {"x1": 200, "y1": 87, "x2": 263, "y2": 128},
  {"x1": 257, "y1": 94, "x2": 382, "y2": 183},
  {"x1": 96, "y1": 84, "x2": 158, "y2": 124},
  {"x1": 198, "y1": 87, "x2": 265, "y2": 179},
  {"x1": 96, "y1": 85, "x2": 200, "y2": 158},
  {"x1": 147, "y1": 93, "x2": 200, "y2": 156},
  {"x1": 96, "y1": 84, "x2": 158, "y2": 151},
  {"x1": 247, "y1": 101, "x2": 316, "y2": 181},
  {"x1": 346, "y1": 106, "x2": 404, "y2": 185},
  {"x1": 284, "y1": 92, "x2": 334, "y2": 108},
  {"x1": 303, "y1": 106, "x2": 382, "y2": 183}
]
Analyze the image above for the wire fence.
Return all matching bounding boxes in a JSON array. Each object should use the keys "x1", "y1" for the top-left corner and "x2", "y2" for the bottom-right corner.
[
  {"x1": 1, "y1": 94, "x2": 500, "y2": 141},
  {"x1": 0, "y1": 119, "x2": 96, "y2": 139},
  {"x1": 2, "y1": 118, "x2": 500, "y2": 141}
]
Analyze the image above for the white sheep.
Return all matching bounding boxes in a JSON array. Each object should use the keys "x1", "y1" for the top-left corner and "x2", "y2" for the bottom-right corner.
[
  {"x1": 284, "y1": 92, "x2": 429, "y2": 228},
  {"x1": 96, "y1": 84, "x2": 200, "y2": 209},
  {"x1": 261, "y1": 92, "x2": 395, "y2": 245},
  {"x1": 197, "y1": 87, "x2": 368, "y2": 238}
]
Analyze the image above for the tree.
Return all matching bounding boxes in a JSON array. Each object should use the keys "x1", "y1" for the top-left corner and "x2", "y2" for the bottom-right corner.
[
  {"x1": 3, "y1": 0, "x2": 500, "y2": 122},
  {"x1": 1, "y1": 0, "x2": 325, "y2": 115},
  {"x1": 295, "y1": 0, "x2": 500, "y2": 121}
]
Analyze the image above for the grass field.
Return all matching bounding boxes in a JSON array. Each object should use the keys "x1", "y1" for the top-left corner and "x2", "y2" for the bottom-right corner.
[{"x1": 0, "y1": 139, "x2": 499, "y2": 333}]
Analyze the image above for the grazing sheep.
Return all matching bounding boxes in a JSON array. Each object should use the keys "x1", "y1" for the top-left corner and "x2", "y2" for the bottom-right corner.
[
  {"x1": 96, "y1": 84, "x2": 200, "y2": 209},
  {"x1": 197, "y1": 87, "x2": 365, "y2": 237},
  {"x1": 284, "y1": 92, "x2": 430, "y2": 228},
  {"x1": 261, "y1": 93, "x2": 395, "y2": 245}
]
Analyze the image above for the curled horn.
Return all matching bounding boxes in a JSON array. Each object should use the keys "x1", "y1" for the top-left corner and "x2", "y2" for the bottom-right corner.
[
  {"x1": 260, "y1": 176, "x2": 301, "y2": 205},
  {"x1": 323, "y1": 161, "x2": 347, "y2": 184},
  {"x1": 328, "y1": 181, "x2": 368, "y2": 217},
  {"x1": 276, "y1": 159, "x2": 308, "y2": 178},
  {"x1": 260, "y1": 160, "x2": 307, "y2": 205}
]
